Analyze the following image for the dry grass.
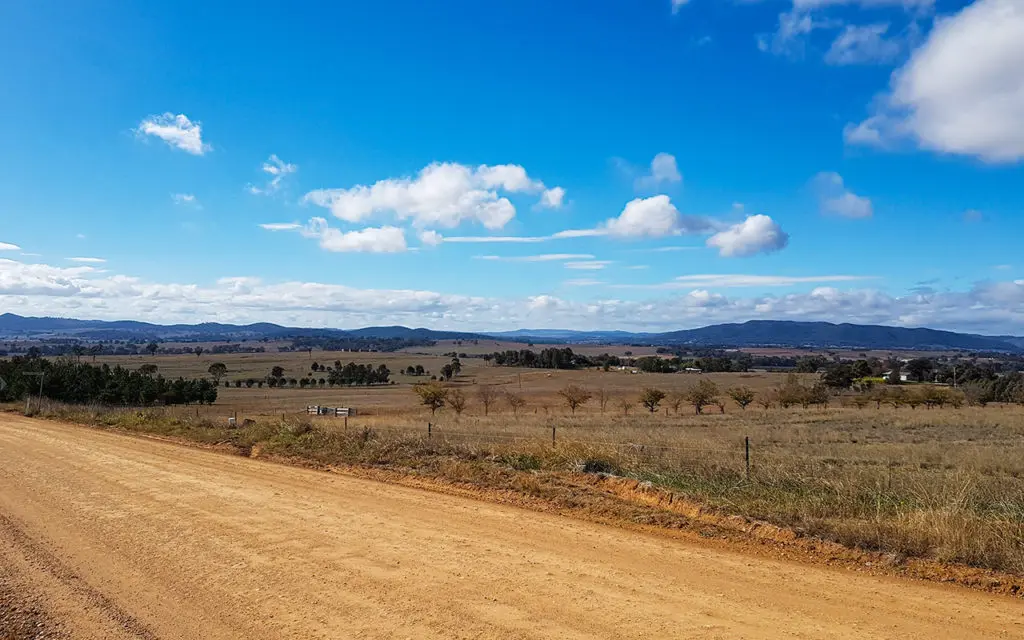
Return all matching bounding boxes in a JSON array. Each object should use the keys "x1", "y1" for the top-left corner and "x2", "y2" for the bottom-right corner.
[{"x1": 18, "y1": 384, "x2": 1024, "y2": 576}]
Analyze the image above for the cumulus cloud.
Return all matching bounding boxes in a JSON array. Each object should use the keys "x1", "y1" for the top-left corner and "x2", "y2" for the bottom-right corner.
[
  {"x1": 136, "y1": 113, "x2": 210, "y2": 155},
  {"x1": 301, "y1": 218, "x2": 407, "y2": 253},
  {"x1": 303, "y1": 162, "x2": 563, "y2": 230},
  {"x1": 3, "y1": 257, "x2": 1024, "y2": 333},
  {"x1": 249, "y1": 154, "x2": 298, "y2": 195},
  {"x1": 845, "y1": 0, "x2": 1024, "y2": 162},
  {"x1": 605, "y1": 195, "x2": 716, "y2": 238},
  {"x1": 706, "y1": 215, "x2": 789, "y2": 257},
  {"x1": 635, "y1": 153, "x2": 683, "y2": 191},
  {"x1": 419, "y1": 230, "x2": 444, "y2": 247},
  {"x1": 813, "y1": 172, "x2": 873, "y2": 218},
  {"x1": 0, "y1": 243, "x2": 21, "y2": 251},
  {"x1": 825, "y1": 23, "x2": 903, "y2": 65},
  {"x1": 539, "y1": 187, "x2": 566, "y2": 209}
]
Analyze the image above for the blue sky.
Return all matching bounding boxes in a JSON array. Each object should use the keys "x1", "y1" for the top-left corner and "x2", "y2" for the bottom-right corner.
[{"x1": 1, "y1": 0, "x2": 1022, "y2": 333}]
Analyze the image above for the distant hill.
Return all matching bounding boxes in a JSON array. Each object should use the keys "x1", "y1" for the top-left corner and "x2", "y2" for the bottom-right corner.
[
  {"x1": 0, "y1": 314, "x2": 488, "y2": 343},
  {"x1": 491, "y1": 321, "x2": 1023, "y2": 353},
  {"x1": 0, "y1": 314, "x2": 1019, "y2": 353}
]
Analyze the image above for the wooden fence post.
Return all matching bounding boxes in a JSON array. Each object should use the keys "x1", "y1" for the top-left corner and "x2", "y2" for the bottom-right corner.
[
  {"x1": 428, "y1": 422, "x2": 432, "y2": 439},
  {"x1": 745, "y1": 436, "x2": 750, "y2": 480},
  {"x1": 552, "y1": 424, "x2": 556, "y2": 446}
]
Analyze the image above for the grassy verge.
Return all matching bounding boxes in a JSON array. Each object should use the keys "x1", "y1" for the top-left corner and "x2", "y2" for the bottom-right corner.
[{"x1": 12, "y1": 401, "x2": 1024, "y2": 586}]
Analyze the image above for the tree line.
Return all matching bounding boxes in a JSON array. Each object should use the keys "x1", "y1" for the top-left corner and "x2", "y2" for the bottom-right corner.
[{"x1": 0, "y1": 356, "x2": 217, "y2": 406}]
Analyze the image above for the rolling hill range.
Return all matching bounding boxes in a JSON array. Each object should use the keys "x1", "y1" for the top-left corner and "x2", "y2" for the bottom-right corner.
[{"x1": 0, "y1": 314, "x2": 1020, "y2": 352}]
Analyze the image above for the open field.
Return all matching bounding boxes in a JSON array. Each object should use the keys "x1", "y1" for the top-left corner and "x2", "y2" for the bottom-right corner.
[
  {"x1": 2, "y1": 415, "x2": 1022, "y2": 639},
  {"x1": 24, "y1": 349, "x2": 1024, "y2": 577}
]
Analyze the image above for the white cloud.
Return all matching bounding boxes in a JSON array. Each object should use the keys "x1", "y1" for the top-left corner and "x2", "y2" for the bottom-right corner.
[
  {"x1": 825, "y1": 23, "x2": 903, "y2": 65},
  {"x1": 3, "y1": 257, "x2": 1024, "y2": 334},
  {"x1": 671, "y1": 0, "x2": 690, "y2": 14},
  {"x1": 539, "y1": 187, "x2": 566, "y2": 209},
  {"x1": 0, "y1": 243, "x2": 21, "y2": 251},
  {"x1": 419, "y1": 230, "x2": 444, "y2": 247},
  {"x1": 635, "y1": 153, "x2": 683, "y2": 191},
  {"x1": 301, "y1": 218, "x2": 407, "y2": 253},
  {"x1": 67, "y1": 257, "x2": 106, "y2": 264},
  {"x1": 476, "y1": 254, "x2": 594, "y2": 263},
  {"x1": 304, "y1": 162, "x2": 563, "y2": 230},
  {"x1": 565, "y1": 261, "x2": 613, "y2": 270},
  {"x1": 260, "y1": 222, "x2": 303, "y2": 231},
  {"x1": 662, "y1": 274, "x2": 870, "y2": 288},
  {"x1": 136, "y1": 113, "x2": 210, "y2": 155},
  {"x1": 813, "y1": 172, "x2": 873, "y2": 218},
  {"x1": 758, "y1": 8, "x2": 822, "y2": 58},
  {"x1": 172, "y1": 193, "x2": 198, "y2": 206},
  {"x1": 964, "y1": 209, "x2": 984, "y2": 223},
  {"x1": 706, "y1": 215, "x2": 789, "y2": 257},
  {"x1": 845, "y1": 0, "x2": 1024, "y2": 162},
  {"x1": 605, "y1": 195, "x2": 716, "y2": 238},
  {"x1": 249, "y1": 154, "x2": 298, "y2": 195}
]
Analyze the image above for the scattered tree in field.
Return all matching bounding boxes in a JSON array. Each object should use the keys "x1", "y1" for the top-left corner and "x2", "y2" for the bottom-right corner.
[
  {"x1": 318, "y1": 377, "x2": 326, "y2": 387},
  {"x1": 72, "y1": 344, "x2": 85, "y2": 362},
  {"x1": 271, "y1": 366, "x2": 285, "y2": 380},
  {"x1": 138, "y1": 364, "x2": 158, "y2": 376},
  {"x1": 440, "y1": 364, "x2": 454, "y2": 381},
  {"x1": 234, "y1": 380, "x2": 242, "y2": 388},
  {"x1": 450, "y1": 357, "x2": 462, "y2": 377},
  {"x1": 208, "y1": 362, "x2": 227, "y2": 384},
  {"x1": 757, "y1": 391, "x2": 774, "y2": 411},
  {"x1": 89, "y1": 344, "x2": 102, "y2": 362},
  {"x1": 557, "y1": 384, "x2": 592, "y2": 415},
  {"x1": 618, "y1": 397, "x2": 633, "y2": 416},
  {"x1": 448, "y1": 388, "x2": 467, "y2": 415},
  {"x1": 684, "y1": 380, "x2": 718, "y2": 415},
  {"x1": 963, "y1": 382, "x2": 994, "y2": 407},
  {"x1": 821, "y1": 363, "x2": 855, "y2": 390},
  {"x1": 667, "y1": 392, "x2": 685, "y2": 416},
  {"x1": 194, "y1": 346, "x2": 204, "y2": 358},
  {"x1": 639, "y1": 387, "x2": 666, "y2": 413},
  {"x1": 505, "y1": 391, "x2": 527, "y2": 417},
  {"x1": 805, "y1": 382, "x2": 831, "y2": 408},
  {"x1": 246, "y1": 379, "x2": 256, "y2": 388},
  {"x1": 311, "y1": 362, "x2": 320, "y2": 372},
  {"x1": 714, "y1": 399, "x2": 727, "y2": 414},
  {"x1": 146, "y1": 342, "x2": 159, "y2": 357},
  {"x1": 476, "y1": 385, "x2": 498, "y2": 416},
  {"x1": 596, "y1": 388, "x2": 610, "y2": 413},
  {"x1": 415, "y1": 382, "x2": 448, "y2": 415},
  {"x1": 886, "y1": 386, "x2": 905, "y2": 409},
  {"x1": 415, "y1": 364, "x2": 425, "y2": 376},
  {"x1": 727, "y1": 386, "x2": 755, "y2": 411}
]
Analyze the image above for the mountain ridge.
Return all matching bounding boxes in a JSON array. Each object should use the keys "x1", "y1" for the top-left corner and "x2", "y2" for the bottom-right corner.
[{"x1": 0, "y1": 314, "x2": 1020, "y2": 352}]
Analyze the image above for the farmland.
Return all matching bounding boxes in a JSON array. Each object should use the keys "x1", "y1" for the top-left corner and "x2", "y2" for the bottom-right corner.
[{"x1": 16, "y1": 342, "x2": 1024, "y2": 580}]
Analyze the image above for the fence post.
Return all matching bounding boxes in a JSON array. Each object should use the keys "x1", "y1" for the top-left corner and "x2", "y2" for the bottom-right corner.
[
  {"x1": 552, "y1": 424, "x2": 556, "y2": 446},
  {"x1": 745, "y1": 436, "x2": 750, "y2": 480},
  {"x1": 428, "y1": 422, "x2": 432, "y2": 439}
]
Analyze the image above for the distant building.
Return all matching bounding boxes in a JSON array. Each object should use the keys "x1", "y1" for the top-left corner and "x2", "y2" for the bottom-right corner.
[
  {"x1": 682, "y1": 367, "x2": 703, "y2": 374},
  {"x1": 880, "y1": 371, "x2": 910, "y2": 383}
]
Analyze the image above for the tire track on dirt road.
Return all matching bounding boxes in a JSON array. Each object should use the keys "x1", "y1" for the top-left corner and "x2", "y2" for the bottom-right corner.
[{"x1": 0, "y1": 415, "x2": 1021, "y2": 639}]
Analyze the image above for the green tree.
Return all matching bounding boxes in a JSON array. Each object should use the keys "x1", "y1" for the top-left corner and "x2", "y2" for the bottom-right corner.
[
  {"x1": 448, "y1": 388, "x2": 467, "y2": 415},
  {"x1": 208, "y1": 362, "x2": 227, "y2": 384},
  {"x1": 145, "y1": 342, "x2": 159, "y2": 357},
  {"x1": 684, "y1": 379, "x2": 719, "y2": 415},
  {"x1": 727, "y1": 386, "x2": 755, "y2": 410},
  {"x1": 415, "y1": 382, "x2": 448, "y2": 415},
  {"x1": 639, "y1": 387, "x2": 666, "y2": 413},
  {"x1": 194, "y1": 346, "x2": 204, "y2": 358}
]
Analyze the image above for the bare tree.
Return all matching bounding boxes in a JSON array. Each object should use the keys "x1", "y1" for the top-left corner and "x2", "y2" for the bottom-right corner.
[
  {"x1": 476, "y1": 385, "x2": 498, "y2": 416},
  {"x1": 505, "y1": 391, "x2": 527, "y2": 417},
  {"x1": 618, "y1": 397, "x2": 633, "y2": 416},
  {"x1": 448, "y1": 388, "x2": 467, "y2": 415},
  {"x1": 596, "y1": 388, "x2": 610, "y2": 413},
  {"x1": 557, "y1": 384, "x2": 592, "y2": 415},
  {"x1": 667, "y1": 392, "x2": 685, "y2": 416}
]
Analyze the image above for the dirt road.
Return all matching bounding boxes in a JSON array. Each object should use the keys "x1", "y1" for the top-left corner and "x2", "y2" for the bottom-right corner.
[{"x1": 0, "y1": 416, "x2": 1020, "y2": 639}]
